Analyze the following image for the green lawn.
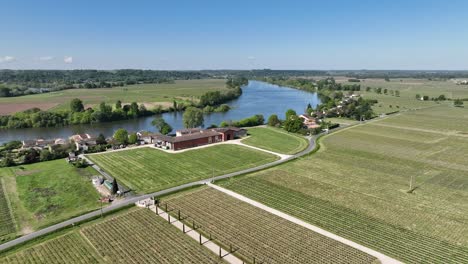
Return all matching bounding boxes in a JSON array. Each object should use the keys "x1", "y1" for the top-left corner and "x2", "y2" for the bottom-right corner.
[
  {"x1": 0, "y1": 79, "x2": 227, "y2": 113},
  {"x1": 87, "y1": 144, "x2": 279, "y2": 194},
  {"x1": 218, "y1": 105, "x2": 468, "y2": 263},
  {"x1": 0, "y1": 160, "x2": 102, "y2": 233},
  {"x1": 241, "y1": 127, "x2": 309, "y2": 154}
]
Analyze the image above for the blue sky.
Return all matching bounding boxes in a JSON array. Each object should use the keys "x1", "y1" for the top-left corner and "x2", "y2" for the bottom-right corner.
[{"x1": 1, "y1": 0, "x2": 468, "y2": 70}]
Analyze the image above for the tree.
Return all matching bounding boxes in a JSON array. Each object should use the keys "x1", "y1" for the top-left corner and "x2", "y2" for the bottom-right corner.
[
  {"x1": 115, "y1": 100, "x2": 122, "y2": 109},
  {"x1": 0, "y1": 87, "x2": 11, "y2": 97},
  {"x1": 128, "y1": 132, "x2": 138, "y2": 144},
  {"x1": 70, "y1": 98, "x2": 84, "y2": 112},
  {"x1": 113, "y1": 128, "x2": 128, "y2": 145},
  {"x1": 285, "y1": 109, "x2": 297, "y2": 120},
  {"x1": 96, "y1": 133, "x2": 107, "y2": 145},
  {"x1": 183, "y1": 107, "x2": 204, "y2": 128},
  {"x1": 152, "y1": 117, "x2": 173, "y2": 135},
  {"x1": 395, "y1": 90, "x2": 400, "y2": 97},
  {"x1": 267, "y1": 114, "x2": 281, "y2": 127},
  {"x1": 40, "y1": 149, "x2": 54, "y2": 161},
  {"x1": 454, "y1": 99, "x2": 464, "y2": 107},
  {"x1": 415, "y1": 94, "x2": 421, "y2": 100},
  {"x1": 111, "y1": 178, "x2": 119, "y2": 195},
  {"x1": 383, "y1": 89, "x2": 388, "y2": 94},
  {"x1": 173, "y1": 100, "x2": 178, "y2": 111},
  {"x1": 283, "y1": 115, "x2": 304, "y2": 133}
]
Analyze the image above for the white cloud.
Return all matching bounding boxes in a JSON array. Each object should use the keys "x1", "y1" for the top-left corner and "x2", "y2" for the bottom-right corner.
[
  {"x1": 64, "y1": 56, "x2": 73, "y2": 64},
  {"x1": 39, "y1": 56, "x2": 54, "y2": 61},
  {"x1": 0, "y1": 56, "x2": 15, "y2": 63}
]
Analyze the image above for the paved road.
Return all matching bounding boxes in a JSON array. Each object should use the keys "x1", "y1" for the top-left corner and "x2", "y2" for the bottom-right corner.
[{"x1": 0, "y1": 133, "x2": 319, "y2": 252}]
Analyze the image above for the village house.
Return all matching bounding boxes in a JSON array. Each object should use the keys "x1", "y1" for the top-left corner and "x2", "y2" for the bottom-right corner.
[
  {"x1": 299, "y1": 114, "x2": 321, "y2": 129},
  {"x1": 21, "y1": 138, "x2": 67, "y2": 151},
  {"x1": 151, "y1": 127, "x2": 246, "y2": 151},
  {"x1": 70, "y1": 134, "x2": 97, "y2": 151}
]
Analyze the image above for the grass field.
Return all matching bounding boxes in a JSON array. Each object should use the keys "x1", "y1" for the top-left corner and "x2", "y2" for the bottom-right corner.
[
  {"x1": 340, "y1": 78, "x2": 467, "y2": 114},
  {"x1": 0, "y1": 208, "x2": 223, "y2": 263},
  {"x1": 165, "y1": 187, "x2": 377, "y2": 264},
  {"x1": 0, "y1": 79, "x2": 227, "y2": 114},
  {"x1": 0, "y1": 179, "x2": 16, "y2": 242},
  {"x1": 87, "y1": 144, "x2": 279, "y2": 194},
  {"x1": 0, "y1": 160, "x2": 102, "y2": 233},
  {"x1": 218, "y1": 105, "x2": 468, "y2": 263},
  {"x1": 241, "y1": 127, "x2": 309, "y2": 154}
]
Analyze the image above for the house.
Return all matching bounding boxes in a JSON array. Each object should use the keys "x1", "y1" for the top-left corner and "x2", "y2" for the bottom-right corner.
[
  {"x1": 21, "y1": 138, "x2": 60, "y2": 150},
  {"x1": 153, "y1": 127, "x2": 247, "y2": 151},
  {"x1": 299, "y1": 114, "x2": 321, "y2": 129},
  {"x1": 70, "y1": 134, "x2": 97, "y2": 151}
]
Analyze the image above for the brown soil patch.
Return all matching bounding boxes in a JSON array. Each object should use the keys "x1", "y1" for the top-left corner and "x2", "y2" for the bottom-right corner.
[
  {"x1": 0, "y1": 103, "x2": 58, "y2": 115},
  {"x1": 15, "y1": 169, "x2": 42, "y2": 176}
]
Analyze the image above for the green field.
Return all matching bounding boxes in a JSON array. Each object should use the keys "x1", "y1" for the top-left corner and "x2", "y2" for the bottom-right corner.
[
  {"x1": 0, "y1": 179, "x2": 16, "y2": 241},
  {"x1": 340, "y1": 78, "x2": 467, "y2": 114},
  {"x1": 0, "y1": 160, "x2": 102, "y2": 233},
  {"x1": 218, "y1": 105, "x2": 468, "y2": 263},
  {"x1": 165, "y1": 187, "x2": 377, "y2": 264},
  {"x1": 87, "y1": 144, "x2": 279, "y2": 194},
  {"x1": 241, "y1": 127, "x2": 309, "y2": 154},
  {"x1": 1, "y1": 208, "x2": 223, "y2": 263},
  {"x1": 0, "y1": 79, "x2": 227, "y2": 113}
]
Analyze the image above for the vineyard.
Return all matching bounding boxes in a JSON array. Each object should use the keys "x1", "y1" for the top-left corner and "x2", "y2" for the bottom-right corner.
[
  {"x1": 87, "y1": 144, "x2": 278, "y2": 193},
  {"x1": 0, "y1": 179, "x2": 16, "y2": 241},
  {"x1": 241, "y1": 127, "x2": 308, "y2": 154},
  {"x1": 0, "y1": 232, "x2": 102, "y2": 263},
  {"x1": 165, "y1": 187, "x2": 377, "y2": 264},
  {"x1": 217, "y1": 105, "x2": 468, "y2": 263},
  {"x1": 81, "y1": 208, "x2": 224, "y2": 263}
]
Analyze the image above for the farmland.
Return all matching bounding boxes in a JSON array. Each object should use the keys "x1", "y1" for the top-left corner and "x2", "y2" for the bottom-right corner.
[
  {"x1": 81, "y1": 208, "x2": 223, "y2": 263},
  {"x1": 341, "y1": 78, "x2": 466, "y2": 114},
  {"x1": 241, "y1": 127, "x2": 309, "y2": 154},
  {"x1": 0, "y1": 179, "x2": 16, "y2": 241},
  {"x1": 0, "y1": 160, "x2": 102, "y2": 232},
  {"x1": 165, "y1": 187, "x2": 377, "y2": 264},
  {"x1": 0, "y1": 233, "x2": 102, "y2": 264},
  {"x1": 218, "y1": 104, "x2": 468, "y2": 263},
  {"x1": 0, "y1": 208, "x2": 223, "y2": 263},
  {"x1": 0, "y1": 79, "x2": 227, "y2": 114},
  {"x1": 87, "y1": 144, "x2": 278, "y2": 194}
]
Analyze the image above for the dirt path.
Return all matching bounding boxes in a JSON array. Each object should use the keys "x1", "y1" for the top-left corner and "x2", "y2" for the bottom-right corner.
[
  {"x1": 138, "y1": 201, "x2": 243, "y2": 264},
  {"x1": 206, "y1": 183, "x2": 402, "y2": 264}
]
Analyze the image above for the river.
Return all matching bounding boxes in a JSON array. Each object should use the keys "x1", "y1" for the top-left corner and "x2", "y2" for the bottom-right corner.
[{"x1": 0, "y1": 81, "x2": 320, "y2": 144}]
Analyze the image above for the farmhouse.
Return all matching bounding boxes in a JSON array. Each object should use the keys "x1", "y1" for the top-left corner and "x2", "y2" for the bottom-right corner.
[
  {"x1": 70, "y1": 133, "x2": 97, "y2": 151},
  {"x1": 299, "y1": 114, "x2": 320, "y2": 129},
  {"x1": 153, "y1": 127, "x2": 246, "y2": 151}
]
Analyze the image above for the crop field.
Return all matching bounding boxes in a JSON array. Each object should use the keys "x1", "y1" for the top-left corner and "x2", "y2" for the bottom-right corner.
[
  {"x1": 165, "y1": 187, "x2": 377, "y2": 264},
  {"x1": 1, "y1": 208, "x2": 222, "y2": 264},
  {"x1": 0, "y1": 79, "x2": 227, "y2": 114},
  {"x1": 0, "y1": 232, "x2": 102, "y2": 264},
  {"x1": 81, "y1": 208, "x2": 223, "y2": 263},
  {"x1": 340, "y1": 78, "x2": 468, "y2": 114},
  {"x1": 0, "y1": 160, "x2": 101, "y2": 231},
  {"x1": 0, "y1": 179, "x2": 16, "y2": 241},
  {"x1": 87, "y1": 144, "x2": 278, "y2": 193},
  {"x1": 218, "y1": 105, "x2": 468, "y2": 263},
  {"x1": 241, "y1": 127, "x2": 309, "y2": 154}
]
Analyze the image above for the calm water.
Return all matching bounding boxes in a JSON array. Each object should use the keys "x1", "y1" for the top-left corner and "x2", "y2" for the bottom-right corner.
[{"x1": 0, "y1": 81, "x2": 319, "y2": 144}]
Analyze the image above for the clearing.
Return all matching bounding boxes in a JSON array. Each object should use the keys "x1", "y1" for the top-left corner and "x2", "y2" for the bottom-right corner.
[
  {"x1": 241, "y1": 127, "x2": 309, "y2": 155},
  {"x1": 87, "y1": 144, "x2": 279, "y2": 194},
  {"x1": 218, "y1": 104, "x2": 468, "y2": 263}
]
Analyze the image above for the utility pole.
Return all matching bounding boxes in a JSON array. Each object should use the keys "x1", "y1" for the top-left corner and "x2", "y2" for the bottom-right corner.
[{"x1": 409, "y1": 175, "x2": 414, "y2": 191}]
